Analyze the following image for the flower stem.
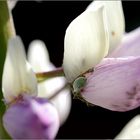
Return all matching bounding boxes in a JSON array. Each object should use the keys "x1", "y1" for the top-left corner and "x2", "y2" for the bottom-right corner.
[
  {"x1": 0, "y1": 0, "x2": 15, "y2": 138},
  {"x1": 36, "y1": 67, "x2": 65, "y2": 83}
]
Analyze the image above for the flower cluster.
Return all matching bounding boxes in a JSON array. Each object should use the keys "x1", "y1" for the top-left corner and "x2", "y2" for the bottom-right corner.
[
  {"x1": 63, "y1": 0, "x2": 140, "y2": 112},
  {"x1": 1, "y1": 0, "x2": 140, "y2": 139},
  {"x1": 2, "y1": 37, "x2": 62, "y2": 139}
]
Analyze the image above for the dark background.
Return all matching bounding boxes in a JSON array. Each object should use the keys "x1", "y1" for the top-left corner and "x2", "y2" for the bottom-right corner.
[{"x1": 12, "y1": 1, "x2": 140, "y2": 139}]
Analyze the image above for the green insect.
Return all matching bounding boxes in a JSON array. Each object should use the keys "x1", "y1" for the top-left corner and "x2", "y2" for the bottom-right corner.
[
  {"x1": 72, "y1": 76, "x2": 87, "y2": 97},
  {"x1": 72, "y1": 76, "x2": 94, "y2": 107},
  {"x1": 72, "y1": 68, "x2": 94, "y2": 94}
]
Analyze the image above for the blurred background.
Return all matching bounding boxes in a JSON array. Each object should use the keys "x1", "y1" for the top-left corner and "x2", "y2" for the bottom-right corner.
[{"x1": 11, "y1": 1, "x2": 140, "y2": 139}]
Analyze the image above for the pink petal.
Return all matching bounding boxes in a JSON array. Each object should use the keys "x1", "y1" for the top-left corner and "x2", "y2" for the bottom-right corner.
[
  {"x1": 81, "y1": 57, "x2": 140, "y2": 111},
  {"x1": 3, "y1": 95, "x2": 59, "y2": 139},
  {"x1": 108, "y1": 27, "x2": 140, "y2": 57}
]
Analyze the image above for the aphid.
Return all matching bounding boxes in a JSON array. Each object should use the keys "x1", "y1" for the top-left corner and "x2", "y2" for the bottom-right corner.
[
  {"x1": 72, "y1": 68, "x2": 94, "y2": 94},
  {"x1": 72, "y1": 76, "x2": 87, "y2": 96},
  {"x1": 72, "y1": 76, "x2": 94, "y2": 107}
]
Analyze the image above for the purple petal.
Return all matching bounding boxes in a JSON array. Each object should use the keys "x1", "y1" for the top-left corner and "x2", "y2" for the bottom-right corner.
[
  {"x1": 81, "y1": 57, "x2": 140, "y2": 111},
  {"x1": 3, "y1": 95, "x2": 59, "y2": 139},
  {"x1": 108, "y1": 27, "x2": 140, "y2": 57}
]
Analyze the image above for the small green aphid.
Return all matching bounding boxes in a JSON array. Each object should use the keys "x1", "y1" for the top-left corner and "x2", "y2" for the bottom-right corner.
[
  {"x1": 72, "y1": 76, "x2": 94, "y2": 107},
  {"x1": 73, "y1": 76, "x2": 87, "y2": 94}
]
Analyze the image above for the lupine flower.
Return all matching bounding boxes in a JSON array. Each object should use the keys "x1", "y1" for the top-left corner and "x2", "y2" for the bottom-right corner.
[
  {"x1": 27, "y1": 40, "x2": 71, "y2": 125},
  {"x1": 2, "y1": 36, "x2": 37, "y2": 103},
  {"x1": 63, "y1": 1, "x2": 125, "y2": 83},
  {"x1": 115, "y1": 115, "x2": 140, "y2": 139},
  {"x1": 63, "y1": 5, "x2": 109, "y2": 83},
  {"x1": 2, "y1": 36, "x2": 59, "y2": 139},
  {"x1": 81, "y1": 28, "x2": 140, "y2": 111},
  {"x1": 63, "y1": 1, "x2": 140, "y2": 111}
]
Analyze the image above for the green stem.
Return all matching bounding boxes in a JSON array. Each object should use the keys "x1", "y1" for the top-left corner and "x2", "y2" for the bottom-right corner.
[
  {"x1": 0, "y1": 0, "x2": 15, "y2": 139},
  {"x1": 36, "y1": 67, "x2": 65, "y2": 83}
]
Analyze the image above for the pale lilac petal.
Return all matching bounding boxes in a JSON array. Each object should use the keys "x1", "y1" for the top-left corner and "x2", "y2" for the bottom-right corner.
[
  {"x1": 81, "y1": 57, "x2": 140, "y2": 111},
  {"x1": 109, "y1": 27, "x2": 140, "y2": 57},
  {"x1": 3, "y1": 95, "x2": 59, "y2": 139}
]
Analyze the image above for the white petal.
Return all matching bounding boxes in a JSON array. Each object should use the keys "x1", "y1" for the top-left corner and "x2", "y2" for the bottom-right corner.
[
  {"x1": 27, "y1": 41, "x2": 71, "y2": 125},
  {"x1": 63, "y1": 6, "x2": 109, "y2": 82},
  {"x1": 2, "y1": 36, "x2": 37, "y2": 103},
  {"x1": 8, "y1": 0, "x2": 18, "y2": 10},
  {"x1": 44, "y1": 77, "x2": 71, "y2": 125},
  {"x1": 116, "y1": 115, "x2": 140, "y2": 139},
  {"x1": 87, "y1": 0, "x2": 125, "y2": 54},
  {"x1": 28, "y1": 40, "x2": 51, "y2": 73}
]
